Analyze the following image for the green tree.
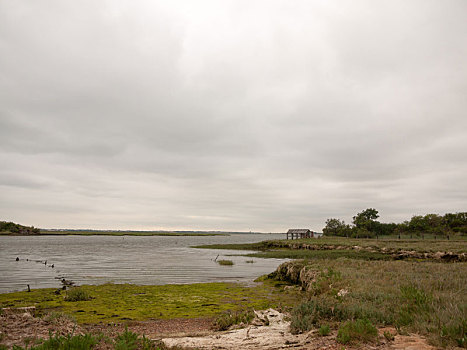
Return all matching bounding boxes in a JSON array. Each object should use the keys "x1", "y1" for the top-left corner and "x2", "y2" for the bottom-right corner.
[
  {"x1": 423, "y1": 214, "x2": 443, "y2": 235},
  {"x1": 408, "y1": 215, "x2": 428, "y2": 234},
  {"x1": 352, "y1": 208, "x2": 380, "y2": 232},
  {"x1": 323, "y1": 218, "x2": 350, "y2": 237}
]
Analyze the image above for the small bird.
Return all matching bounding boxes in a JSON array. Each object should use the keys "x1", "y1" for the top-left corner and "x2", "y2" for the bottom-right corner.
[
  {"x1": 16, "y1": 257, "x2": 19, "y2": 261},
  {"x1": 51, "y1": 264, "x2": 54, "y2": 268}
]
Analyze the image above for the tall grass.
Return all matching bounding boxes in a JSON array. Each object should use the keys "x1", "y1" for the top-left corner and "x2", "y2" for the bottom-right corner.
[
  {"x1": 337, "y1": 319, "x2": 378, "y2": 344},
  {"x1": 280, "y1": 259, "x2": 467, "y2": 348}
]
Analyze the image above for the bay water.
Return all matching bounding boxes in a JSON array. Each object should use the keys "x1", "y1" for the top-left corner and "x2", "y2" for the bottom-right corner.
[{"x1": 0, "y1": 233, "x2": 286, "y2": 293}]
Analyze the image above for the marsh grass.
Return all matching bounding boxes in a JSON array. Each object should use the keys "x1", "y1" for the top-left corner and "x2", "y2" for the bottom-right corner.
[
  {"x1": 337, "y1": 319, "x2": 378, "y2": 344},
  {"x1": 245, "y1": 249, "x2": 391, "y2": 260},
  {"x1": 196, "y1": 236, "x2": 467, "y2": 254},
  {"x1": 217, "y1": 260, "x2": 234, "y2": 266},
  {"x1": 283, "y1": 259, "x2": 467, "y2": 348}
]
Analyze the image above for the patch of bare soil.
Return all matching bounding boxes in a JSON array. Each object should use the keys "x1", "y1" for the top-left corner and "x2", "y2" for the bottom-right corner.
[
  {"x1": 84, "y1": 317, "x2": 214, "y2": 339},
  {"x1": 384, "y1": 329, "x2": 435, "y2": 350}
]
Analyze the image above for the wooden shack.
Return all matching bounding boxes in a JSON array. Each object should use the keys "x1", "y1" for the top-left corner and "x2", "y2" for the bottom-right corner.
[{"x1": 286, "y1": 229, "x2": 314, "y2": 240}]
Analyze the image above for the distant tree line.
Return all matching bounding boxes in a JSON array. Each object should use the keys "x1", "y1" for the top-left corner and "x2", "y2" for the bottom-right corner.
[
  {"x1": 0, "y1": 221, "x2": 40, "y2": 235},
  {"x1": 322, "y1": 209, "x2": 467, "y2": 238}
]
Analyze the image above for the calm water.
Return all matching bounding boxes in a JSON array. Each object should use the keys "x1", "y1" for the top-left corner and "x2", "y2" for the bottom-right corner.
[{"x1": 0, "y1": 234, "x2": 286, "y2": 293}]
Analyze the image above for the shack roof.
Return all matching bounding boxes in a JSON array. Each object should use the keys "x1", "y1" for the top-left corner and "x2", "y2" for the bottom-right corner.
[{"x1": 287, "y1": 229, "x2": 311, "y2": 234}]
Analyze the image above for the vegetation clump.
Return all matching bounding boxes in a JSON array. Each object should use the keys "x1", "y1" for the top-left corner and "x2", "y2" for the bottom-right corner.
[
  {"x1": 318, "y1": 324, "x2": 330, "y2": 336},
  {"x1": 336, "y1": 319, "x2": 378, "y2": 344},
  {"x1": 213, "y1": 309, "x2": 255, "y2": 331},
  {"x1": 64, "y1": 288, "x2": 92, "y2": 302},
  {"x1": 217, "y1": 259, "x2": 234, "y2": 266},
  {"x1": 114, "y1": 328, "x2": 158, "y2": 350}
]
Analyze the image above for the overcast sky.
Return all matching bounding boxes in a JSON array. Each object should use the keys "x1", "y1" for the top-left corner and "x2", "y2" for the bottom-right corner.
[{"x1": 1, "y1": 1, "x2": 466, "y2": 232}]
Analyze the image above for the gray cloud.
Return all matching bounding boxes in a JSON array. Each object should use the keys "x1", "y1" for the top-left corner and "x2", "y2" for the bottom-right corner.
[{"x1": 1, "y1": 0, "x2": 466, "y2": 231}]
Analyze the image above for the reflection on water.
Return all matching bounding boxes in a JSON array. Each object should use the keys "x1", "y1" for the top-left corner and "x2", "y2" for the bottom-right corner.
[{"x1": 0, "y1": 234, "x2": 286, "y2": 293}]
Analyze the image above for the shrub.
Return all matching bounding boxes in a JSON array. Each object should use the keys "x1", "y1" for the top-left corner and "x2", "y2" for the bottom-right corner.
[
  {"x1": 115, "y1": 328, "x2": 139, "y2": 350},
  {"x1": 319, "y1": 324, "x2": 331, "y2": 336},
  {"x1": 337, "y1": 319, "x2": 378, "y2": 344},
  {"x1": 64, "y1": 288, "x2": 92, "y2": 302},
  {"x1": 217, "y1": 260, "x2": 234, "y2": 266},
  {"x1": 26, "y1": 332, "x2": 98, "y2": 349}
]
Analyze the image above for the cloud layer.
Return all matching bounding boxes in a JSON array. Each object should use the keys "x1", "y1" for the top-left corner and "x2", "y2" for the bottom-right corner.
[{"x1": 1, "y1": 0, "x2": 466, "y2": 231}]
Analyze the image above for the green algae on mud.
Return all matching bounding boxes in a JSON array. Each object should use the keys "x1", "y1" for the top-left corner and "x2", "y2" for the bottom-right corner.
[{"x1": 0, "y1": 281, "x2": 300, "y2": 324}]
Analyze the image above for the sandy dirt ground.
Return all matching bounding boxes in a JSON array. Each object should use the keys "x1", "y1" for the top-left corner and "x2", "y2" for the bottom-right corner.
[{"x1": 1, "y1": 307, "x2": 436, "y2": 350}]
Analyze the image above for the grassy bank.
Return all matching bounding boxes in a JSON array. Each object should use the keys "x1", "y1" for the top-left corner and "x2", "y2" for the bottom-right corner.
[
  {"x1": 194, "y1": 235, "x2": 467, "y2": 257},
  {"x1": 243, "y1": 249, "x2": 391, "y2": 260},
  {"x1": 0, "y1": 281, "x2": 300, "y2": 324},
  {"x1": 271, "y1": 259, "x2": 467, "y2": 348}
]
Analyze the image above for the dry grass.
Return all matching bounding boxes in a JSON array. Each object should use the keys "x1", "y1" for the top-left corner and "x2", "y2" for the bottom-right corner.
[{"x1": 282, "y1": 259, "x2": 467, "y2": 348}]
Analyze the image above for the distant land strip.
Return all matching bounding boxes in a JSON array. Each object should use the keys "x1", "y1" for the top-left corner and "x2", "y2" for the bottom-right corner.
[
  {"x1": 36, "y1": 230, "x2": 230, "y2": 236},
  {"x1": 0, "y1": 221, "x2": 277, "y2": 236},
  {"x1": 0, "y1": 220, "x2": 281, "y2": 236}
]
